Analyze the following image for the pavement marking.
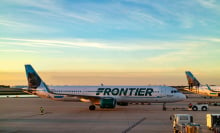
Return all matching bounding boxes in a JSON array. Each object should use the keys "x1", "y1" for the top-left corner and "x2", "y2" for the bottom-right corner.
[{"x1": 122, "y1": 117, "x2": 146, "y2": 133}]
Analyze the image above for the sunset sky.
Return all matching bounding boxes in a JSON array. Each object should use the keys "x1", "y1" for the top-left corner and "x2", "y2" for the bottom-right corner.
[{"x1": 1, "y1": 0, "x2": 220, "y2": 86}]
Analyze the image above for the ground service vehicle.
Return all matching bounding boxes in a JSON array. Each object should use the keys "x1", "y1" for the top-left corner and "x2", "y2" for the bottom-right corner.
[
  {"x1": 189, "y1": 103, "x2": 208, "y2": 111},
  {"x1": 170, "y1": 114, "x2": 200, "y2": 133},
  {"x1": 207, "y1": 114, "x2": 220, "y2": 132}
]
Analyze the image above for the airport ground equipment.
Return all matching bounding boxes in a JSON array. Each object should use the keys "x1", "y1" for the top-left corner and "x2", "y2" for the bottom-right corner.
[
  {"x1": 170, "y1": 114, "x2": 200, "y2": 133},
  {"x1": 189, "y1": 103, "x2": 208, "y2": 111},
  {"x1": 207, "y1": 114, "x2": 220, "y2": 132}
]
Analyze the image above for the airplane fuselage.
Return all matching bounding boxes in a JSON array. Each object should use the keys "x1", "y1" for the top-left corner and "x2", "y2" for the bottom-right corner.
[
  {"x1": 185, "y1": 86, "x2": 220, "y2": 97},
  {"x1": 36, "y1": 85, "x2": 186, "y2": 103}
]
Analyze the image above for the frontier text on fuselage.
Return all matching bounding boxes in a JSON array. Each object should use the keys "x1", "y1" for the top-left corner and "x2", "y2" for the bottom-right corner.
[{"x1": 96, "y1": 88, "x2": 154, "y2": 96}]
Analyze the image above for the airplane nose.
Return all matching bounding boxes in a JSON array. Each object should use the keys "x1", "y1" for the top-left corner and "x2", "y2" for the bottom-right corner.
[{"x1": 180, "y1": 94, "x2": 186, "y2": 100}]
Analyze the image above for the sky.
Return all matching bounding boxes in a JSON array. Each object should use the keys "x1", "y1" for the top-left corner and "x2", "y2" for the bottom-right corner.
[{"x1": 0, "y1": 0, "x2": 220, "y2": 86}]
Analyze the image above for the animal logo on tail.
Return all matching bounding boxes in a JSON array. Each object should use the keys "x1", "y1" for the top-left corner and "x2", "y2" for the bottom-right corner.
[{"x1": 185, "y1": 71, "x2": 200, "y2": 89}]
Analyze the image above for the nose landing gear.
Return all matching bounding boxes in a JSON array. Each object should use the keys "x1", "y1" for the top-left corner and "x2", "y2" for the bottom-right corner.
[{"x1": 163, "y1": 103, "x2": 166, "y2": 111}]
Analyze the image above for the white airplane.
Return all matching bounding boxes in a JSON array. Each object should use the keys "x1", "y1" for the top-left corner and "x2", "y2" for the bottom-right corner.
[
  {"x1": 185, "y1": 71, "x2": 220, "y2": 97},
  {"x1": 23, "y1": 64, "x2": 186, "y2": 110}
]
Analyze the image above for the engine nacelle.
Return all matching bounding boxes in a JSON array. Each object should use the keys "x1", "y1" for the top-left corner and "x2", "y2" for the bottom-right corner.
[
  {"x1": 100, "y1": 97, "x2": 116, "y2": 108},
  {"x1": 117, "y1": 102, "x2": 129, "y2": 106}
]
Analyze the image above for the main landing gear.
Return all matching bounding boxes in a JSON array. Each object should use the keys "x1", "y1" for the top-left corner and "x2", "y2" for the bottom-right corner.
[
  {"x1": 89, "y1": 105, "x2": 96, "y2": 111},
  {"x1": 163, "y1": 103, "x2": 166, "y2": 111}
]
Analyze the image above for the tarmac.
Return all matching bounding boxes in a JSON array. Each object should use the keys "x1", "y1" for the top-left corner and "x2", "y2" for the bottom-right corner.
[{"x1": 0, "y1": 95, "x2": 220, "y2": 133}]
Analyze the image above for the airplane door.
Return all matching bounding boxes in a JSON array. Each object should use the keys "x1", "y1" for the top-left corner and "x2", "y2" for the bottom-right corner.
[{"x1": 160, "y1": 87, "x2": 167, "y2": 97}]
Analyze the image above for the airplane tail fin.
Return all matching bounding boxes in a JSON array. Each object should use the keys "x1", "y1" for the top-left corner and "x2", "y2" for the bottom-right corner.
[
  {"x1": 185, "y1": 71, "x2": 200, "y2": 88},
  {"x1": 25, "y1": 64, "x2": 52, "y2": 97}
]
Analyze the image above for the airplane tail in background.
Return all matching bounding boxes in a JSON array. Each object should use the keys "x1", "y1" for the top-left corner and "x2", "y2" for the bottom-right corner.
[
  {"x1": 25, "y1": 64, "x2": 52, "y2": 98},
  {"x1": 185, "y1": 71, "x2": 200, "y2": 88}
]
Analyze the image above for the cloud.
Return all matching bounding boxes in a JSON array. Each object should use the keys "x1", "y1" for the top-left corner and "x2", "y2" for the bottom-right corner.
[
  {"x1": 0, "y1": 37, "x2": 203, "y2": 52},
  {"x1": 0, "y1": 40, "x2": 78, "y2": 48},
  {"x1": 197, "y1": 38, "x2": 220, "y2": 42},
  {"x1": 0, "y1": 17, "x2": 58, "y2": 33},
  {"x1": 125, "y1": 0, "x2": 218, "y2": 28},
  {"x1": 11, "y1": 0, "x2": 101, "y2": 23},
  {"x1": 4, "y1": 0, "x2": 167, "y2": 28},
  {"x1": 144, "y1": 36, "x2": 220, "y2": 67},
  {"x1": 184, "y1": 36, "x2": 220, "y2": 43},
  {"x1": 0, "y1": 49, "x2": 37, "y2": 53},
  {"x1": 146, "y1": 50, "x2": 192, "y2": 63},
  {"x1": 0, "y1": 38, "x2": 120, "y2": 50},
  {"x1": 128, "y1": 10, "x2": 165, "y2": 25},
  {"x1": 4, "y1": 0, "x2": 216, "y2": 33},
  {"x1": 196, "y1": 0, "x2": 217, "y2": 8}
]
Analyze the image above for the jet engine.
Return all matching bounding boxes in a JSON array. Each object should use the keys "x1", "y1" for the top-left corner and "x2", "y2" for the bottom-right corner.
[{"x1": 100, "y1": 97, "x2": 116, "y2": 108}]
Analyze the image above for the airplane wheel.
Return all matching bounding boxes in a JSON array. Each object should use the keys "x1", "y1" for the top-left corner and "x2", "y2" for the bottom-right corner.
[
  {"x1": 89, "y1": 105, "x2": 96, "y2": 111},
  {"x1": 202, "y1": 106, "x2": 207, "y2": 111},
  {"x1": 174, "y1": 130, "x2": 179, "y2": 133},
  {"x1": 192, "y1": 106, "x2": 198, "y2": 111}
]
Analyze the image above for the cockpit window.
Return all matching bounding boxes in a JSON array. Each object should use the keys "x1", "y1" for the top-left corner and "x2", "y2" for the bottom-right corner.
[{"x1": 171, "y1": 90, "x2": 179, "y2": 93}]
